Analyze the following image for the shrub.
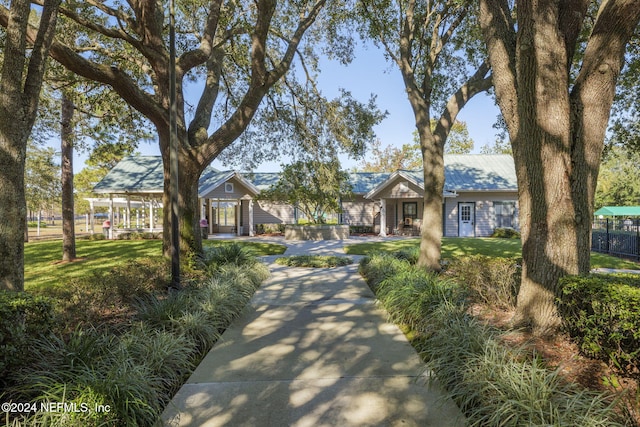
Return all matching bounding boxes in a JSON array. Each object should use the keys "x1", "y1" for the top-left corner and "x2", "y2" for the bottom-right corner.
[
  {"x1": 275, "y1": 255, "x2": 352, "y2": 268},
  {"x1": 557, "y1": 274, "x2": 640, "y2": 378},
  {"x1": 446, "y1": 255, "x2": 520, "y2": 309},
  {"x1": 255, "y1": 223, "x2": 285, "y2": 234},
  {"x1": 491, "y1": 227, "x2": 521, "y2": 239},
  {"x1": 0, "y1": 291, "x2": 55, "y2": 383},
  {"x1": 27, "y1": 221, "x2": 47, "y2": 228}
]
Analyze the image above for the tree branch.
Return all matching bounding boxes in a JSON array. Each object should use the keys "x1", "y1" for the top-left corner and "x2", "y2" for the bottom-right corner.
[
  {"x1": 479, "y1": 0, "x2": 518, "y2": 137},
  {"x1": 434, "y1": 61, "x2": 492, "y2": 148}
]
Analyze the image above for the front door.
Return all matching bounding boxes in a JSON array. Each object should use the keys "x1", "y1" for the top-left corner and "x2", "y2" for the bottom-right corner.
[{"x1": 458, "y1": 203, "x2": 475, "y2": 237}]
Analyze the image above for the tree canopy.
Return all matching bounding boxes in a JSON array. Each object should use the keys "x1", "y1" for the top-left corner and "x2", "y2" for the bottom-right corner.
[
  {"x1": 258, "y1": 159, "x2": 352, "y2": 224},
  {"x1": 595, "y1": 145, "x2": 640, "y2": 209},
  {"x1": 357, "y1": 120, "x2": 474, "y2": 172},
  {"x1": 1, "y1": 0, "x2": 382, "y2": 258}
]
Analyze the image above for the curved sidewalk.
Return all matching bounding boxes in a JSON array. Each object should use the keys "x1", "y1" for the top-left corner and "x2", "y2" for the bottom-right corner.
[{"x1": 161, "y1": 238, "x2": 465, "y2": 426}]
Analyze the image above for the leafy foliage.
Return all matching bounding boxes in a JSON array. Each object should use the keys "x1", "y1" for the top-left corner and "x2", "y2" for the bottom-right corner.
[
  {"x1": 0, "y1": 292, "x2": 55, "y2": 384},
  {"x1": 595, "y1": 145, "x2": 640, "y2": 209},
  {"x1": 5, "y1": 246, "x2": 268, "y2": 426},
  {"x1": 557, "y1": 274, "x2": 640, "y2": 379},
  {"x1": 424, "y1": 304, "x2": 628, "y2": 427},
  {"x1": 258, "y1": 159, "x2": 352, "y2": 223},
  {"x1": 24, "y1": 141, "x2": 60, "y2": 217},
  {"x1": 490, "y1": 227, "x2": 521, "y2": 239}
]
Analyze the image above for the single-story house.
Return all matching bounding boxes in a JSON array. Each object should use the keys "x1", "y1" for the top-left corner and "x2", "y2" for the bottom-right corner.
[{"x1": 93, "y1": 154, "x2": 519, "y2": 238}]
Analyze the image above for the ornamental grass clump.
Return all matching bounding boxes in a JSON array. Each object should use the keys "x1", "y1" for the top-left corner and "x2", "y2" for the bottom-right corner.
[
  {"x1": 374, "y1": 267, "x2": 460, "y2": 330},
  {"x1": 359, "y1": 252, "x2": 409, "y2": 291},
  {"x1": 423, "y1": 303, "x2": 629, "y2": 427},
  {"x1": 446, "y1": 255, "x2": 520, "y2": 309},
  {"x1": 201, "y1": 242, "x2": 256, "y2": 273},
  {"x1": 359, "y1": 251, "x2": 630, "y2": 426}
]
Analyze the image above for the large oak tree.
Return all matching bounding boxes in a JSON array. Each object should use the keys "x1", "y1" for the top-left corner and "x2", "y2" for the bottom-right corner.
[
  {"x1": 479, "y1": 0, "x2": 640, "y2": 332},
  {"x1": 0, "y1": 0, "x2": 60, "y2": 291},
  {"x1": 0, "y1": 0, "x2": 374, "y2": 259}
]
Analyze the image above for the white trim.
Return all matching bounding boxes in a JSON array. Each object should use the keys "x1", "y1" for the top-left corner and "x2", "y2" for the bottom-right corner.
[{"x1": 198, "y1": 171, "x2": 260, "y2": 198}]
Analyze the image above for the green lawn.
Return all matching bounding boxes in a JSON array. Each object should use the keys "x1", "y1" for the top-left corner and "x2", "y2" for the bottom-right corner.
[
  {"x1": 25, "y1": 239, "x2": 164, "y2": 292},
  {"x1": 344, "y1": 237, "x2": 640, "y2": 270},
  {"x1": 25, "y1": 239, "x2": 286, "y2": 292}
]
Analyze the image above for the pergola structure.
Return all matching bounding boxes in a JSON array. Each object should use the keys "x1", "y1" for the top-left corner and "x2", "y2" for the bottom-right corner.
[{"x1": 84, "y1": 197, "x2": 163, "y2": 238}]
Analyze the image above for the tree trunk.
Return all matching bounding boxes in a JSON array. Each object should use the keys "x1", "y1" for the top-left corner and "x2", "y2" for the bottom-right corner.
[
  {"x1": 160, "y1": 140, "x2": 202, "y2": 260},
  {"x1": 0, "y1": 121, "x2": 28, "y2": 291},
  {"x1": 0, "y1": 0, "x2": 60, "y2": 291},
  {"x1": 61, "y1": 93, "x2": 76, "y2": 262},
  {"x1": 480, "y1": 0, "x2": 640, "y2": 334},
  {"x1": 417, "y1": 126, "x2": 445, "y2": 271}
]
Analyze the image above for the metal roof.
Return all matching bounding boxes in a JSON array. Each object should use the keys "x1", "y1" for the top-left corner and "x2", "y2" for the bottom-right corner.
[
  {"x1": 93, "y1": 156, "x2": 164, "y2": 194},
  {"x1": 444, "y1": 154, "x2": 517, "y2": 191},
  {"x1": 594, "y1": 206, "x2": 640, "y2": 217},
  {"x1": 94, "y1": 154, "x2": 518, "y2": 196}
]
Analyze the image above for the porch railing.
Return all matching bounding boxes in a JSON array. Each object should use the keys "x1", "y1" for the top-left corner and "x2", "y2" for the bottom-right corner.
[{"x1": 591, "y1": 218, "x2": 640, "y2": 261}]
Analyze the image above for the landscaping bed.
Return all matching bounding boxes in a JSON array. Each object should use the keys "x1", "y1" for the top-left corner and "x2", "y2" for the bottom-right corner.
[
  {"x1": 359, "y1": 249, "x2": 639, "y2": 426},
  {"x1": 2, "y1": 242, "x2": 270, "y2": 426}
]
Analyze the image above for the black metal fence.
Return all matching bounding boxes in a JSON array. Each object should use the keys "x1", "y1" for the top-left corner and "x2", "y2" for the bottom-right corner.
[{"x1": 592, "y1": 218, "x2": 640, "y2": 260}]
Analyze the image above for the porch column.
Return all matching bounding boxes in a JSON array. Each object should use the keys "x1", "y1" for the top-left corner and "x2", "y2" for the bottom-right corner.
[
  {"x1": 89, "y1": 200, "x2": 95, "y2": 235},
  {"x1": 208, "y1": 200, "x2": 214, "y2": 234},
  {"x1": 217, "y1": 199, "x2": 221, "y2": 233},
  {"x1": 248, "y1": 199, "x2": 255, "y2": 236},
  {"x1": 149, "y1": 200, "x2": 155, "y2": 231},
  {"x1": 379, "y1": 198, "x2": 387, "y2": 237},
  {"x1": 109, "y1": 195, "x2": 114, "y2": 239},
  {"x1": 126, "y1": 197, "x2": 131, "y2": 228},
  {"x1": 236, "y1": 199, "x2": 241, "y2": 236}
]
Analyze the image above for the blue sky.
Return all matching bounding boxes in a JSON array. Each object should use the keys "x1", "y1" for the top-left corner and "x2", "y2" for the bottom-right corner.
[
  {"x1": 73, "y1": 43, "x2": 502, "y2": 173},
  {"x1": 208, "y1": 43, "x2": 502, "y2": 171}
]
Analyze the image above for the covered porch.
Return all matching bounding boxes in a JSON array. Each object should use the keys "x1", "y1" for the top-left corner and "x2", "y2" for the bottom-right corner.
[
  {"x1": 365, "y1": 170, "x2": 458, "y2": 237},
  {"x1": 199, "y1": 171, "x2": 260, "y2": 237}
]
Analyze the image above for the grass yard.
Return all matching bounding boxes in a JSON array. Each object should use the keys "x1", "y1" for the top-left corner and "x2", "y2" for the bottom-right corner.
[
  {"x1": 25, "y1": 239, "x2": 163, "y2": 292},
  {"x1": 25, "y1": 239, "x2": 286, "y2": 292},
  {"x1": 345, "y1": 237, "x2": 640, "y2": 270}
]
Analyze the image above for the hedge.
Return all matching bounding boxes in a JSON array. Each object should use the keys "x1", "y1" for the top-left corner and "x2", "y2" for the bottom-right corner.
[
  {"x1": 557, "y1": 274, "x2": 640, "y2": 378},
  {"x1": 0, "y1": 291, "x2": 55, "y2": 383}
]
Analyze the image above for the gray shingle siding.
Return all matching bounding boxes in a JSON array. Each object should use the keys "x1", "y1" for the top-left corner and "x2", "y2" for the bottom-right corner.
[{"x1": 444, "y1": 193, "x2": 520, "y2": 237}]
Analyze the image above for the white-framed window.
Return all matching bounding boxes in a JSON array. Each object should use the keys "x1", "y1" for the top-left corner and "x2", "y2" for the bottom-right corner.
[
  {"x1": 494, "y1": 201, "x2": 517, "y2": 228},
  {"x1": 224, "y1": 182, "x2": 234, "y2": 193}
]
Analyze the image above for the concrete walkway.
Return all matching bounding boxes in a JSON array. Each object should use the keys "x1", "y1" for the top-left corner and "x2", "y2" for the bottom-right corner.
[{"x1": 161, "y1": 238, "x2": 465, "y2": 426}]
